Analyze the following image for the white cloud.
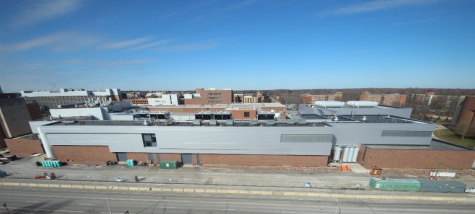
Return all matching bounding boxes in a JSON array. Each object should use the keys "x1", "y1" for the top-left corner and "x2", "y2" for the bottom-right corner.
[
  {"x1": 155, "y1": 40, "x2": 220, "y2": 52},
  {"x1": 318, "y1": 0, "x2": 440, "y2": 16},
  {"x1": 99, "y1": 37, "x2": 153, "y2": 50},
  {"x1": 126, "y1": 39, "x2": 174, "y2": 51},
  {"x1": 11, "y1": 0, "x2": 83, "y2": 27},
  {"x1": 0, "y1": 32, "x2": 101, "y2": 53}
]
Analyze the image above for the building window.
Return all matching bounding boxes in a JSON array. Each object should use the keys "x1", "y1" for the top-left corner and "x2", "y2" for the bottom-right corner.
[
  {"x1": 142, "y1": 134, "x2": 156, "y2": 147},
  {"x1": 207, "y1": 97, "x2": 221, "y2": 99},
  {"x1": 244, "y1": 112, "x2": 250, "y2": 117},
  {"x1": 208, "y1": 101, "x2": 221, "y2": 103},
  {"x1": 207, "y1": 93, "x2": 221, "y2": 95}
]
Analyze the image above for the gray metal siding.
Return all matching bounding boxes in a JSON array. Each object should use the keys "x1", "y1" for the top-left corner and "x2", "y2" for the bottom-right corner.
[{"x1": 40, "y1": 121, "x2": 436, "y2": 156}]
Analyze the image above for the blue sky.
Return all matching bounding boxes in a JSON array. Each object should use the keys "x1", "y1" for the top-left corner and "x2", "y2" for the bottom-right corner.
[{"x1": 0, "y1": 0, "x2": 474, "y2": 92}]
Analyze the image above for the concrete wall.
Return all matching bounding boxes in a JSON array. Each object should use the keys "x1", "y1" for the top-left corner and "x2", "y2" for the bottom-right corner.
[
  {"x1": 358, "y1": 145, "x2": 475, "y2": 170},
  {"x1": 0, "y1": 98, "x2": 33, "y2": 138},
  {"x1": 4, "y1": 138, "x2": 44, "y2": 156},
  {"x1": 53, "y1": 145, "x2": 117, "y2": 165}
]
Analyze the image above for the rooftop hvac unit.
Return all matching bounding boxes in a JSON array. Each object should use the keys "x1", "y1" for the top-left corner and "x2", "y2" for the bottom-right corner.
[
  {"x1": 314, "y1": 101, "x2": 345, "y2": 108},
  {"x1": 249, "y1": 119, "x2": 258, "y2": 126},
  {"x1": 266, "y1": 120, "x2": 275, "y2": 126},
  {"x1": 193, "y1": 119, "x2": 201, "y2": 126},
  {"x1": 346, "y1": 101, "x2": 378, "y2": 108},
  {"x1": 225, "y1": 119, "x2": 234, "y2": 126},
  {"x1": 347, "y1": 146, "x2": 355, "y2": 163},
  {"x1": 209, "y1": 119, "x2": 217, "y2": 126},
  {"x1": 286, "y1": 119, "x2": 295, "y2": 125}
]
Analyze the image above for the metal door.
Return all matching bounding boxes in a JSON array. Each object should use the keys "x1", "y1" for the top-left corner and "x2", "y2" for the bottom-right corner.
[
  {"x1": 116, "y1": 152, "x2": 128, "y2": 162},
  {"x1": 148, "y1": 153, "x2": 154, "y2": 164},
  {"x1": 181, "y1": 154, "x2": 192, "y2": 164}
]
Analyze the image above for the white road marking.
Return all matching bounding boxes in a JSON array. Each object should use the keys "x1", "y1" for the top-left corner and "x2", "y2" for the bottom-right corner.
[
  {"x1": 26, "y1": 201, "x2": 39, "y2": 202},
  {"x1": 221, "y1": 209, "x2": 235, "y2": 210},
  {"x1": 78, "y1": 203, "x2": 93, "y2": 205}
]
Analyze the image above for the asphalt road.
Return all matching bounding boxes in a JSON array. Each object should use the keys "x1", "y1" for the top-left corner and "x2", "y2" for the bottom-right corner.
[{"x1": 1, "y1": 186, "x2": 474, "y2": 214}]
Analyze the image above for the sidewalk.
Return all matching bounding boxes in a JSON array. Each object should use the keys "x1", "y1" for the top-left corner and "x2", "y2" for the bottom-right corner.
[{"x1": 1, "y1": 155, "x2": 475, "y2": 190}]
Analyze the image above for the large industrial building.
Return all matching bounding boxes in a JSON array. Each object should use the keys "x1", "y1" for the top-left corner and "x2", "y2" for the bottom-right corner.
[
  {"x1": 21, "y1": 88, "x2": 122, "y2": 111},
  {"x1": 5, "y1": 100, "x2": 475, "y2": 171}
]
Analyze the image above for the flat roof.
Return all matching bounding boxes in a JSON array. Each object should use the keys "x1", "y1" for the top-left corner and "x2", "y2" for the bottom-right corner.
[
  {"x1": 342, "y1": 115, "x2": 419, "y2": 124},
  {"x1": 147, "y1": 103, "x2": 286, "y2": 109},
  {"x1": 365, "y1": 139, "x2": 471, "y2": 151},
  {"x1": 46, "y1": 120, "x2": 329, "y2": 127},
  {"x1": 299, "y1": 114, "x2": 329, "y2": 120}
]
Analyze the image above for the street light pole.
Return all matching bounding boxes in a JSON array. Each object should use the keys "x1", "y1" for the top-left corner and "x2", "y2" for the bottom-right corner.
[{"x1": 106, "y1": 186, "x2": 114, "y2": 214}]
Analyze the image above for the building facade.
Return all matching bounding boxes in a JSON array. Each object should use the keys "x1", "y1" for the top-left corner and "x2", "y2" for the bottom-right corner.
[
  {"x1": 360, "y1": 92, "x2": 407, "y2": 106},
  {"x1": 21, "y1": 88, "x2": 122, "y2": 111},
  {"x1": 184, "y1": 88, "x2": 233, "y2": 105},
  {"x1": 304, "y1": 92, "x2": 342, "y2": 104}
]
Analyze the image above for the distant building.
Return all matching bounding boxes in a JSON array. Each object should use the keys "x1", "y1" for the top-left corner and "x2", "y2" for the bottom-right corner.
[
  {"x1": 21, "y1": 88, "x2": 122, "y2": 111},
  {"x1": 243, "y1": 94, "x2": 261, "y2": 103},
  {"x1": 184, "y1": 88, "x2": 233, "y2": 105},
  {"x1": 147, "y1": 94, "x2": 179, "y2": 106},
  {"x1": 360, "y1": 92, "x2": 406, "y2": 106},
  {"x1": 304, "y1": 92, "x2": 342, "y2": 104},
  {"x1": 0, "y1": 97, "x2": 38, "y2": 147},
  {"x1": 411, "y1": 92, "x2": 458, "y2": 106},
  {"x1": 234, "y1": 91, "x2": 243, "y2": 103}
]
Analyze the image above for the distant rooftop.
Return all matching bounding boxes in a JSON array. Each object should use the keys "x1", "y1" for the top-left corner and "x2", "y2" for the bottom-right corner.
[{"x1": 46, "y1": 120, "x2": 329, "y2": 127}]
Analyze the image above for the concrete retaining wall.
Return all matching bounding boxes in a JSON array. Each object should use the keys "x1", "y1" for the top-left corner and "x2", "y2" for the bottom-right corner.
[{"x1": 0, "y1": 181, "x2": 473, "y2": 202}]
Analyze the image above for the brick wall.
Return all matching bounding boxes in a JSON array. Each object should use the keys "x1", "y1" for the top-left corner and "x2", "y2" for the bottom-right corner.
[
  {"x1": 26, "y1": 103, "x2": 43, "y2": 120},
  {"x1": 53, "y1": 145, "x2": 117, "y2": 165},
  {"x1": 199, "y1": 154, "x2": 328, "y2": 167},
  {"x1": 184, "y1": 99, "x2": 201, "y2": 105},
  {"x1": 199, "y1": 90, "x2": 233, "y2": 105},
  {"x1": 126, "y1": 153, "x2": 149, "y2": 163},
  {"x1": 159, "y1": 153, "x2": 182, "y2": 163},
  {"x1": 360, "y1": 146, "x2": 475, "y2": 170},
  {"x1": 231, "y1": 110, "x2": 257, "y2": 120},
  {"x1": 4, "y1": 138, "x2": 44, "y2": 156}
]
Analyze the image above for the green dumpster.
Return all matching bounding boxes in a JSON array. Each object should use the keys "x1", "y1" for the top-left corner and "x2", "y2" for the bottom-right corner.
[
  {"x1": 127, "y1": 159, "x2": 135, "y2": 166},
  {"x1": 369, "y1": 178, "x2": 421, "y2": 191},
  {"x1": 159, "y1": 160, "x2": 177, "y2": 169}
]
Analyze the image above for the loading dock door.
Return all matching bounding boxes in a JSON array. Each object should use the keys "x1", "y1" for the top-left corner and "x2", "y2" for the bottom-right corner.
[
  {"x1": 181, "y1": 154, "x2": 192, "y2": 164},
  {"x1": 148, "y1": 153, "x2": 154, "y2": 164},
  {"x1": 117, "y1": 152, "x2": 128, "y2": 162}
]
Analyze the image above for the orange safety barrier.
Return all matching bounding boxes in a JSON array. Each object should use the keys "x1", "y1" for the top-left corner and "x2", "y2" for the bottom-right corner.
[
  {"x1": 345, "y1": 165, "x2": 349, "y2": 171},
  {"x1": 340, "y1": 165, "x2": 344, "y2": 171}
]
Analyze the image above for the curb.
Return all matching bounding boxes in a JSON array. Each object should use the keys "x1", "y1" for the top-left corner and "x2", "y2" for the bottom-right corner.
[{"x1": 1, "y1": 182, "x2": 473, "y2": 202}]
